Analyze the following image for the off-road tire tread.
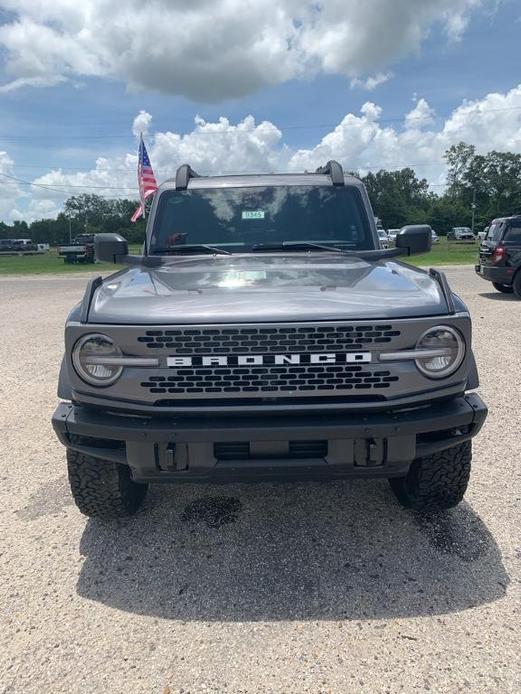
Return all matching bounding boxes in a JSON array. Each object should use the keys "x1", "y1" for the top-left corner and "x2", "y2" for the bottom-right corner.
[
  {"x1": 492, "y1": 282, "x2": 513, "y2": 293},
  {"x1": 389, "y1": 441, "x2": 471, "y2": 512},
  {"x1": 67, "y1": 449, "x2": 148, "y2": 519},
  {"x1": 512, "y1": 271, "x2": 521, "y2": 299}
]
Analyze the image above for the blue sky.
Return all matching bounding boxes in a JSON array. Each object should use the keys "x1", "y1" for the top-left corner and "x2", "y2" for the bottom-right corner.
[{"x1": 0, "y1": 0, "x2": 520, "y2": 221}]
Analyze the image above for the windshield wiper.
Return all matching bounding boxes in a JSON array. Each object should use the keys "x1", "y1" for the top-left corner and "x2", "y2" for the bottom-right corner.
[
  {"x1": 152, "y1": 244, "x2": 232, "y2": 256},
  {"x1": 251, "y1": 240, "x2": 408, "y2": 261},
  {"x1": 251, "y1": 241, "x2": 357, "y2": 254}
]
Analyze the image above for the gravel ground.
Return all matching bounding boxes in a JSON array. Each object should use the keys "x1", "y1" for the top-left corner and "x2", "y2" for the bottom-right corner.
[{"x1": 0, "y1": 267, "x2": 519, "y2": 693}]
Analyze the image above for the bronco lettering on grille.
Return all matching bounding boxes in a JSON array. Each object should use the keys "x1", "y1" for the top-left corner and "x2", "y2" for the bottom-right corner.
[{"x1": 166, "y1": 352, "x2": 372, "y2": 367}]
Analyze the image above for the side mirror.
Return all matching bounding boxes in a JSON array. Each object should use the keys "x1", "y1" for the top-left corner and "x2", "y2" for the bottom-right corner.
[
  {"x1": 395, "y1": 225, "x2": 432, "y2": 255},
  {"x1": 95, "y1": 233, "x2": 128, "y2": 263}
]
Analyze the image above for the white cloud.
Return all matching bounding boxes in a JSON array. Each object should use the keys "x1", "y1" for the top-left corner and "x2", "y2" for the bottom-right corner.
[
  {"x1": 288, "y1": 85, "x2": 521, "y2": 182},
  {"x1": 350, "y1": 72, "x2": 393, "y2": 91},
  {"x1": 3, "y1": 83, "x2": 521, "y2": 223},
  {"x1": 152, "y1": 115, "x2": 286, "y2": 175},
  {"x1": 0, "y1": 75, "x2": 65, "y2": 93},
  {"x1": 0, "y1": 0, "x2": 494, "y2": 100},
  {"x1": 405, "y1": 98, "x2": 436, "y2": 129},
  {"x1": 132, "y1": 110, "x2": 152, "y2": 138}
]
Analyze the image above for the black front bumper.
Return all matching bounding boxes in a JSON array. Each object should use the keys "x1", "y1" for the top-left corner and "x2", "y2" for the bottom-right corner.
[{"x1": 52, "y1": 394, "x2": 487, "y2": 483}]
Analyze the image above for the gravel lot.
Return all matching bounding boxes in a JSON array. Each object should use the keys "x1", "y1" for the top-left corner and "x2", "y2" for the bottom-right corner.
[{"x1": 0, "y1": 267, "x2": 519, "y2": 693}]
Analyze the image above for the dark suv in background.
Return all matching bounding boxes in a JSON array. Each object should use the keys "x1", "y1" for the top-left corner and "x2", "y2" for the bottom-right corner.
[{"x1": 476, "y1": 215, "x2": 521, "y2": 295}]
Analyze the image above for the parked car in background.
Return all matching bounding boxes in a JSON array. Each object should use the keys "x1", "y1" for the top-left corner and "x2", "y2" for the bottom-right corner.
[
  {"x1": 58, "y1": 234, "x2": 96, "y2": 264},
  {"x1": 377, "y1": 229, "x2": 389, "y2": 248},
  {"x1": 476, "y1": 215, "x2": 521, "y2": 296},
  {"x1": 387, "y1": 228, "x2": 400, "y2": 245},
  {"x1": 0, "y1": 238, "x2": 41, "y2": 254},
  {"x1": 477, "y1": 227, "x2": 489, "y2": 242},
  {"x1": 431, "y1": 229, "x2": 439, "y2": 244},
  {"x1": 448, "y1": 227, "x2": 475, "y2": 242}
]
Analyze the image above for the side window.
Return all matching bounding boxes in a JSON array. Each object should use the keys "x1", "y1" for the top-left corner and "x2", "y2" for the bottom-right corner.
[
  {"x1": 503, "y1": 224, "x2": 521, "y2": 245},
  {"x1": 487, "y1": 223, "x2": 501, "y2": 242}
]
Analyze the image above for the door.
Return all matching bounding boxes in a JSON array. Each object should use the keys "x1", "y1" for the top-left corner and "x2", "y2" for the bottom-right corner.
[{"x1": 501, "y1": 220, "x2": 521, "y2": 270}]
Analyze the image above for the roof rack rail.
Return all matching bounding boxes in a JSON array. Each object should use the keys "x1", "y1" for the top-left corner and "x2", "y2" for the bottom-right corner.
[
  {"x1": 315, "y1": 160, "x2": 345, "y2": 186},
  {"x1": 175, "y1": 164, "x2": 202, "y2": 191}
]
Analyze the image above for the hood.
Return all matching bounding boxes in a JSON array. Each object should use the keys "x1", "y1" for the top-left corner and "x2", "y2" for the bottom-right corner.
[{"x1": 88, "y1": 254, "x2": 447, "y2": 324}]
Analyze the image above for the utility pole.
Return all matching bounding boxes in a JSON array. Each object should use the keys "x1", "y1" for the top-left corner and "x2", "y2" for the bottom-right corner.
[{"x1": 471, "y1": 188, "x2": 476, "y2": 234}]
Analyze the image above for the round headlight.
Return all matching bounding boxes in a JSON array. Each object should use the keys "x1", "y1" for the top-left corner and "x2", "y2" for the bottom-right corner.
[
  {"x1": 415, "y1": 326, "x2": 465, "y2": 378},
  {"x1": 72, "y1": 333, "x2": 123, "y2": 386}
]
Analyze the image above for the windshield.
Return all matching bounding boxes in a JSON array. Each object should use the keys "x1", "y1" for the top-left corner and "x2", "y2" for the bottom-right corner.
[{"x1": 150, "y1": 185, "x2": 373, "y2": 253}]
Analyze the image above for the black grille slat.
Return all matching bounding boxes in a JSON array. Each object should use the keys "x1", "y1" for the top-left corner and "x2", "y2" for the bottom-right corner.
[
  {"x1": 288, "y1": 441, "x2": 327, "y2": 458},
  {"x1": 140, "y1": 364, "x2": 396, "y2": 394},
  {"x1": 214, "y1": 440, "x2": 328, "y2": 460},
  {"x1": 139, "y1": 324, "x2": 400, "y2": 352},
  {"x1": 214, "y1": 442, "x2": 249, "y2": 459}
]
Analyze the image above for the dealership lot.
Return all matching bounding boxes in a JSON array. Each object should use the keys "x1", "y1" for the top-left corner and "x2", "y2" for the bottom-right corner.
[{"x1": 0, "y1": 267, "x2": 519, "y2": 693}]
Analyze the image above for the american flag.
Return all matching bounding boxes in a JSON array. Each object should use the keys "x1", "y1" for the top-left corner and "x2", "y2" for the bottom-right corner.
[{"x1": 130, "y1": 135, "x2": 158, "y2": 222}]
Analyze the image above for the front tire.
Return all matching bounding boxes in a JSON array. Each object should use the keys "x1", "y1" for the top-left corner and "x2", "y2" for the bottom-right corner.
[
  {"x1": 492, "y1": 282, "x2": 513, "y2": 293},
  {"x1": 67, "y1": 450, "x2": 148, "y2": 519},
  {"x1": 512, "y1": 271, "x2": 521, "y2": 299},
  {"x1": 389, "y1": 441, "x2": 471, "y2": 512}
]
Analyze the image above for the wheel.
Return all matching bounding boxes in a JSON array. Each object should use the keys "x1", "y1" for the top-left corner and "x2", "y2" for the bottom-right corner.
[
  {"x1": 389, "y1": 441, "x2": 471, "y2": 512},
  {"x1": 512, "y1": 271, "x2": 521, "y2": 299},
  {"x1": 66, "y1": 449, "x2": 148, "y2": 519},
  {"x1": 492, "y1": 282, "x2": 513, "y2": 293}
]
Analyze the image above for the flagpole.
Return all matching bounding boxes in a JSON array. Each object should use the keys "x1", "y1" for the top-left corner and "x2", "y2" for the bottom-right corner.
[{"x1": 140, "y1": 133, "x2": 146, "y2": 220}]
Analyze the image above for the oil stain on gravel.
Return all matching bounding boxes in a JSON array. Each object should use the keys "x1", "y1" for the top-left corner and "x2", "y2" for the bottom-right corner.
[
  {"x1": 16, "y1": 475, "x2": 73, "y2": 520},
  {"x1": 181, "y1": 496, "x2": 242, "y2": 528},
  {"x1": 416, "y1": 506, "x2": 492, "y2": 562}
]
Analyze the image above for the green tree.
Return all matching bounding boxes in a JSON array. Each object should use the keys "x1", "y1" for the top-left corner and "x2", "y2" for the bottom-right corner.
[
  {"x1": 425, "y1": 196, "x2": 472, "y2": 235},
  {"x1": 471, "y1": 151, "x2": 521, "y2": 218},
  {"x1": 443, "y1": 143, "x2": 521, "y2": 227},
  {"x1": 444, "y1": 142, "x2": 476, "y2": 198},
  {"x1": 362, "y1": 168, "x2": 429, "y2": 228}
]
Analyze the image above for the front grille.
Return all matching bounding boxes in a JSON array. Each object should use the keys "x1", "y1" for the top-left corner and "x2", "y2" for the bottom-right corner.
[
  {"x1": 140, "y1": 364, "x2": 399, "y2": 395},
  {"x1": 133, "y1": 321, "x2": 404, "y2": 401},
  {"x1": 137, "y1": 324, "x2": 400, "y2": 353}
]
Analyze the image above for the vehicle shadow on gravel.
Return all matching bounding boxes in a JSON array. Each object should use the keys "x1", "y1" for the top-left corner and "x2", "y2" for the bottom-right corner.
[
  {"x1": 76, "y1": 480, "x2": 508, "y2": 621},
  {"x1": 478, "y1": 292, "x2": 516, "y2": 302}
]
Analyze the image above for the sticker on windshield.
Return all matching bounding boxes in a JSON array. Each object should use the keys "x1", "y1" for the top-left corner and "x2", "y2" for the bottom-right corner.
[{"x1": 242, "y1": 210, "x2": 265, "y2": 220}]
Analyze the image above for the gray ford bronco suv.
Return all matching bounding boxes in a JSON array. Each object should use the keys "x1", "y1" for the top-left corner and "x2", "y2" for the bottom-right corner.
[{"x1": 52, "y1": 161, "x2": 487, "y2": 519}]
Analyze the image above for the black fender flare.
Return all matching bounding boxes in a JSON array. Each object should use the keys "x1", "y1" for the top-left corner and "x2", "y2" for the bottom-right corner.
[
  {"x1": 57, "y1": 356, "x2": 72, "y2": 400},
  {"x1": 466, "y1": 350, "x2": 479, "y2": 390}
]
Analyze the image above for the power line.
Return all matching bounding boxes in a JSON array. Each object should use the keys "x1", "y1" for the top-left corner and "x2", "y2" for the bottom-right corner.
[
  {"x1": 0, "y1": 171, "x2": 138, "y2": 195},
  {"x1": 0, "y1": 104, "x2": 520, "y2": 142},
  {"x1": 9, "y1": 159, "x2": 450, "y2": 173},
  {"x1": 0, "y1": 168, "x2": 448, "y2": 198},
  {"x1": 0, "y1": 171, "x2": 76, "y2": 195}
]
